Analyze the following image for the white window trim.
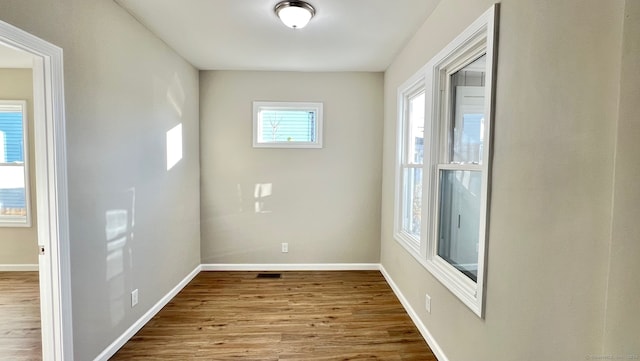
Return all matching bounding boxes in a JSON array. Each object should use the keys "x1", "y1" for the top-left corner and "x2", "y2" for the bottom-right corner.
[
  {"x1": 0, "y1": 99, "x2": 31, "y2": 227},
  {"x1": 252, "y1": 101, "x2": 323, "y2": 148},
  {"x1": 394, "y1": 72, "x2": 426, "y2": 254},
  {"x1": 393, "y1": 4, "x2": 499, "y2": 318}
]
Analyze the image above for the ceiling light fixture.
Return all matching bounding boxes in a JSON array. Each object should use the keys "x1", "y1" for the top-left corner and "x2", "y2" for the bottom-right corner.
[{"x1": 274, "y1": 1, "x2": 316, "y2": 29}]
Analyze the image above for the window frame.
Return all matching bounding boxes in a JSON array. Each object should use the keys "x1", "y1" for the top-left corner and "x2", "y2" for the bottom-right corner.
[
  {"x1": 394, "y1": 74, "x2": 426, "y2": 254},
  {"x1": 0, "y1": 99, "x2": 31, "y2": 227},
  {"x1": 252, "y1": 101, "x2": 323, "y2": 149},
  {"x1": 393, "y1": 4, "x2": 498, "y2": 317}
]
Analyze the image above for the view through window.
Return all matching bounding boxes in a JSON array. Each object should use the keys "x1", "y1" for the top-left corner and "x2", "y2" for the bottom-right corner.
[{"x1": 0, "y1": 100, "x2": 29, "y2": 225}]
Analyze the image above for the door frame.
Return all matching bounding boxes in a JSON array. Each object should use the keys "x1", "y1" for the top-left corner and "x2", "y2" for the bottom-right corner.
[{"x1": 0, "y1": 20, "x2": 73, "y2": 360}]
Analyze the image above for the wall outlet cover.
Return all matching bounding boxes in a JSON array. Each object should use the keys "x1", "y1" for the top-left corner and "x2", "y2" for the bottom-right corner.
[
  {"x1": 131, "y1": 289, "x2": 139, "y2": 308},
  {"x1": 425, "y1": 294, "x2": 431, "y2": 313}
]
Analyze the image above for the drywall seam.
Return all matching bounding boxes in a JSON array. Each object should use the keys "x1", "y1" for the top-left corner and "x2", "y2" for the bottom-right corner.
[{"x1": 601, "y1": 0, "x2": 628, "y2": 352}]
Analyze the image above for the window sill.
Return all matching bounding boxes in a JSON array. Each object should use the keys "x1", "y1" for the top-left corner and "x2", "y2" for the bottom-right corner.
[
  {"x1": 393, "y1": 231, "x2": 420, "y2": 255},
  {"x1": 253, "y1": 142, "x2": 322, "y2": 149},
  {"x1": 425, "y1": 257, "x2": 483, "y2": 317},
  {"x1": 393, "y1": 234, "x2": 484, "y2": 318}
]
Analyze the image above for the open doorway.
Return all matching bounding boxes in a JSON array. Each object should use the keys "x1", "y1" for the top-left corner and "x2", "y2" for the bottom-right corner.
[
  {"x1": 0, "y1": 20, "x2": 73, "y2": 360},
  {"x1": 0, "y1": 43, "x2": 41, "y2": 359}
]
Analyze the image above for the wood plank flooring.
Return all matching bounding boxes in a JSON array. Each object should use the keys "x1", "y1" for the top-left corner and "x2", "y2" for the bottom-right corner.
[
  {"x1": 111, "y1": 271, "x2": 437, "y2": 361},
  {"x1": 0, "y1": 272, "x2": 41, "y2": 361}
]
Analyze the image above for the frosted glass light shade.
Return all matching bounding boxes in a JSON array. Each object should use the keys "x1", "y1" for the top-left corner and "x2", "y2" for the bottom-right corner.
[{"x1": 275, "y1": 1, "x2": 315, "y2": 29}]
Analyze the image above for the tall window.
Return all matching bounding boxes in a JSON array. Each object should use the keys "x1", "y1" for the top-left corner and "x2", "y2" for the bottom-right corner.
[
  {"x1": 253, "y1": 101, "x2": 323, "y2": 148},
  {"x1": 0, "y1": 100, "x2": 30, "y2": 226},
  {"x1": 395, "y1": 82, "x2": 425, "y2": 252},
  {"x1": 394, "y1": 5, "x2": 498, "y2": 317},
  {"x1": 435, "y1": 55, "x2": 487, "y2": 284}
]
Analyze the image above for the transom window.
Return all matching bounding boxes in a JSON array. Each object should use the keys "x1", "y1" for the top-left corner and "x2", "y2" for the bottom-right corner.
[
  {"x1": 253, "y1": 101, "x2": 323, "y2": 148},
  {"x1": 394, "y1": 5, "x2": 498, "y2": 317}
]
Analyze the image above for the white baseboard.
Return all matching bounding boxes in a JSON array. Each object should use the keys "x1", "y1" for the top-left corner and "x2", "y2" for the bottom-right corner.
[
  {"x1": 379, "y1": 265, "x2": 449, "y2": 361},
  {"x1": 0, "y1": 264, "x2": 38, "y2": 271},
  {"x1": 201, "y1": 263, "x2": 380, "y2": 271},
  {"x1": 93, "y1": 264, "x2": 202, "y2": 361}
]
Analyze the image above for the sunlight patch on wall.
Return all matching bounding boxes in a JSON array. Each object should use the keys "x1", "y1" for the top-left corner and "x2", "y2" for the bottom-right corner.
[
  {"x1": 104, "y1": 187, "x2": 136, "y2": 327},
  {"x1": 254, "y1": 183, "x2": 273, "y2": 214},
  {"x1": 166, "y1": 123, "x2": 183, "y2": 171},
  {"x1": 166, "y1": 73, "x2": 186, "y2": 117},
  {"x1": 105, "y1": 208, "x2": 127, "y2": 326}
]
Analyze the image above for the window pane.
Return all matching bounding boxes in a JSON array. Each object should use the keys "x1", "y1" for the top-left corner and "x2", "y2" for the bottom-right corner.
[
  {"x1": 408, "y1": 91, "x2": 425, "y2": 164},
  {"x1": 437, "y1": 170, "x2": 482, "y2": 282},
  {"x1": 450, "y1": 55, "x2": 486, "y2": 164},
  {"x1": 402, "y1": 167, "x2": 422, "y2": 238},
  {"x1": 259, "y1": 109, "x2": 316, "y2": 143},
  {"x1": 0, "y1": 110, "x2": 24, "y2": 162},
  {"x1": 0, "y1": 106, "x2": 27, "y2": 221},
  {"x1": 0, "y1": 165, "x2": 26, "y2": 217}
]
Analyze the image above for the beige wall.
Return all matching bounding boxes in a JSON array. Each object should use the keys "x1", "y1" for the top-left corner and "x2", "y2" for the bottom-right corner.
[
  {"x1": 0, "y1": 0, "x2": 635, "y2": 359},
  {"x1": 381, "y1": 1, "x2": 626, "y2": 360},
  {"x1": 0, "y1": 68, "x2": 37, "y2": 265},
  {"x1": 603, "y1": 0, "x2": 640, "y2": 356},
  {"x1": 200, "y1": 71, "x2": 383, "y2": 264},
  {"x1": 0, "y1": 1, "x2": 201, "y2": 360}
]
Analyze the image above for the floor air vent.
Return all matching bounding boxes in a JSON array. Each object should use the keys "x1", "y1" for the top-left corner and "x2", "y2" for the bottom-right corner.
[{"x1": 256, "y1": 273, "x2": 282, "y2": 279}]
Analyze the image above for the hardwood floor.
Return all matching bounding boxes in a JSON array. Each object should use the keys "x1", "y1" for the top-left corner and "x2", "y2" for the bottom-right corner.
[
  {"x1": 0, "y1": 271, "x2": 437, "y2": 360},
  {"x1": 112, "y1": 271, "x2": 437, "y2": 360},
  {"x1": 0, "y1": 272, "x2": 41, "y2": 361}
]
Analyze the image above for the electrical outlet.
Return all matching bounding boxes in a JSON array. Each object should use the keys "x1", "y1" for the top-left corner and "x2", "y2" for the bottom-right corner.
[
  {"x1": 425, "y1": 293, "x2": 431, "y2": 313},
  {"x1": 281, "y1": 242, "x2": 288, "y2": 253},
  {"x1": 131, "y1": 289, "x2": 139, "y2": 308}
]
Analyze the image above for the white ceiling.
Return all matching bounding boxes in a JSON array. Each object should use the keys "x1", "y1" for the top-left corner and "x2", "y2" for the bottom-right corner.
[
  {"x1": 115, "y1": 0, "x2": 441, "y2": 72},
  {"x1": 0, "y1": 44, "x2": 33, "y2": 68}
]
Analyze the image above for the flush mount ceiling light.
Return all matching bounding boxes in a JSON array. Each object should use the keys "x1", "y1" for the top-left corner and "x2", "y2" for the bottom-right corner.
[{"x1": 274, "y1": 1, "x2": 316, "y2": 29}]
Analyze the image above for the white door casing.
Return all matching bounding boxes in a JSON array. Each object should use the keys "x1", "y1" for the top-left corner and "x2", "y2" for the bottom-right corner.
[{"x1": 0, "y1": 20, "x2": 73, "y2": 361}]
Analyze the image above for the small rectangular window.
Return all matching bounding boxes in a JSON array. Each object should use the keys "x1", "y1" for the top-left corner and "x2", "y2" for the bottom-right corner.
[
  {"x1": 0, "y1": 100, "x2": 30, "y2": 227},
  {"x1": 253, "y1": 101, "x2": 323, "y2": 148}
]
